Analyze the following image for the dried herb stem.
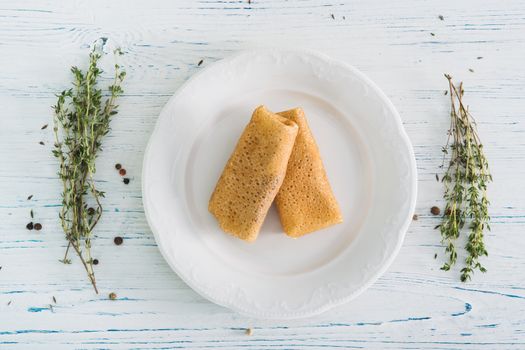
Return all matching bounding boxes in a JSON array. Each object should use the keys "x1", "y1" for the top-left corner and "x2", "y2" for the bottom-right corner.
[
  {"x1": 53, "y1": 46, "x2": 125, "y2": 292},
  {"x1": 439, "y1": 74, "x2": 491, "y2": 282}
]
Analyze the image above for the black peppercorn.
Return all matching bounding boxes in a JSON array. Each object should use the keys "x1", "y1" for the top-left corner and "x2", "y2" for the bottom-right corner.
[
  {"x1": 123, "y1": 178, "x2": 130, "y2": 184},
  {"x1": 92, "y1": 259, "x2": 99, "y2": 265},
  {"x1": 115, "y1": 163, "x2": 122, "y2": 170},
  {"x1": 114, "y1": 236, "x2": 123, "y2": 245},
  {"x1": 26, "y1": 222, "x2": 34, "y2": 230}
]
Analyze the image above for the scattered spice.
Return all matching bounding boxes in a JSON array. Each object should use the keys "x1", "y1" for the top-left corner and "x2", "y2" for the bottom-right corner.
[
  {"x1": 115, "y1": 163, "x2": 122, "y2": 170},
  {"x1": 430, "y1": 32, "x2": 435, "y2": 36},
  {"x1": 246, "y1": 328, "x2": 253, "y2": 336},
  {"x1": 469, "y1": 68, "x2": 474, "y2": 73},
  {"x1": 342, "y1": 16, "x2": 346, "y2": 20},
  {"x1": 197, "y1": 59, "x2": 204, "y2": 66},
  {"x1": 444, "y1": 90, "x2": 448, "y2": 95},
  {"x1": 431, "y1": 206, "x2": 441, "y2": 215},
  {"x1": 92, "y1": 258, "x2": 99, "y2": 265},
  {"x1": 477, "y1": 56, "x2": 483, "y2": 60},
  {"x1": 41, "y1": 124, "x2": 48, "y2": 130},
  {"x1": 412, "y1": 214, "x2": 419, "y2": 221},
  {"x1": 438, "y1": 74, "x2": 491, "y2": 282},
  {"x1": 52, "y1": 296, "x2": 57, "y2": 303},
  {"x1": 119, "y1": 168, "x2": 127, "y2": 176},
  {"x1": 435, "y1": 174, "x2": 439, "y2": 181},
  {"x1": 34, "y1": 223, "x2": 42, "y2": 231},
  {"x1": 27, "y1": 195, "x2": 33, "y2": 200},
  {"x1": 49, "y1": 304, "x2": 54, "y2": 312},
  {"x1": 39, "y1": 141, "x2": 45, "y2": 145},
  {"x1": 330, "y1": 14, "x2": 335, "y2": 19},
  {"x1": 123, "y1": 178, "x2": 130, "y2": 185},
  {"x1": 438, "y1": 15, "x2": 444, "y2": 21},
  {"x1": 30, "y1": 209, "x2": 34, "y2": 218},
  {"x1": 109, "y1": 292, "x2": 117, "y2": 300},
  {"x1": 52, "y1": 46, "x2": 125, "y2": 293},
  {"x1": 434, "y1": 253, "x2": 438, "y2": 259},
  {"x1": 26, "y1": 222, "x2": 34, "y2": 230},
  {"x1": 114, "y1": 236, "x2": 123, "y2": 245},
  {"x1": 7, "y1": 301, "x2": 11, "y2": 306}
]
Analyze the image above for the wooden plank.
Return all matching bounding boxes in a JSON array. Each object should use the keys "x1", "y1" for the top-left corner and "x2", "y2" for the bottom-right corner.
[{"x1": 1, "y1": 0, "x2": 524, "y2": 348}]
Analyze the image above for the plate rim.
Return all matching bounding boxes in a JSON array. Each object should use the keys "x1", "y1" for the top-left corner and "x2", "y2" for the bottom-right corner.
[{"x1": 142, "y1": 48, "x2": 418, "y2": 319}]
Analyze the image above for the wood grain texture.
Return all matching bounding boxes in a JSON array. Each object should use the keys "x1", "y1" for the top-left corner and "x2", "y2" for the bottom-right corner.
[{"x1": 1, "y1": 0, "x2": 524, "y2": 348}]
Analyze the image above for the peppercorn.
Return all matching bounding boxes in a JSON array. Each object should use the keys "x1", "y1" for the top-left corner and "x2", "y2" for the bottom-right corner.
[
  {"x1": 109, "y1": 292, "x2": 117, "y2": 300},
  {"x1": 119, "y1": 168, "x2": 126, "y2": 176},
  {"x1": 412, "y1": 214, "x2": 418, "y2": 221},
  {"x1": 123, "y1": 178, "x2": 130, "y2": 185},
  {"x1": 431, "y1": 206, "x2": 441, "y2": 215},
  {"x1": 26, "y1": 222, "x2": 34, "y2": 230},
  {"x1": 34, "y1": 223, "x2": 42, "y2": 231},
  {"x1": 114, "y1": 236, "x2": 123, "y2": 245},
  {"x1": 115, "y1": 163, "x2": 122, "y2": 170},
  {"x1": 92, "y1": 259, "x2": 99, "y2": 265}
]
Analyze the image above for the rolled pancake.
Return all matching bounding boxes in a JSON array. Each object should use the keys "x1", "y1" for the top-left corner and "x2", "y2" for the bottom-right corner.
[
  {"x1": 275, "y1": 108, "x2": 343, "y2": 237},
  {"x1": 209, "y1": 105, "x2": 298, "y2": 242}
]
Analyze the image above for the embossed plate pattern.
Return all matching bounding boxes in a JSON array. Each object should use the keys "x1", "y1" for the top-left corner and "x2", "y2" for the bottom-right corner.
[{"x1": 142, "y1": 49, "x2": 417, "y2": 319}]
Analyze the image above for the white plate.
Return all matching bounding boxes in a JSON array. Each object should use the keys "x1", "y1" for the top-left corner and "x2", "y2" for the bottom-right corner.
[{"x1": 142, "y1": 49, "x2": 417, "y2": 319}]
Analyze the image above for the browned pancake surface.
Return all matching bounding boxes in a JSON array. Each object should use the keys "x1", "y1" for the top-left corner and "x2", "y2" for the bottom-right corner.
[
  {"x1": 275, "y1": 108, "x2": 342, "y2": 237},
  {"x1": 209, "y1": 105, "x2": 298, "y2": 242}
]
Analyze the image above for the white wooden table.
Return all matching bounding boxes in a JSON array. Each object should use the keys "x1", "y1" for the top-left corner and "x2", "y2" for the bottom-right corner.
[{"x1": 1, "y1": 0, "x2": 524, "y2": 348}]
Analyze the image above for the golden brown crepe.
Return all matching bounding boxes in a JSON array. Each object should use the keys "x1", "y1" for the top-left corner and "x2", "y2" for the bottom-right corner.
[
  {"x1": 209, "y1": 105, "x2": 298, "y2": 242},
  {"x1": 275, "y1": 108, "x2": 342, "y2": 237}
]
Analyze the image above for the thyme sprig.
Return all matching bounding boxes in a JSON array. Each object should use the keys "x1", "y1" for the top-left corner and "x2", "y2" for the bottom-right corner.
[
  {"x1": 439, "y1": 74, "x2": 491, "y2": 282},
  {"x1": 52, "y1": 46, "x2": 125, "y2": 293}
]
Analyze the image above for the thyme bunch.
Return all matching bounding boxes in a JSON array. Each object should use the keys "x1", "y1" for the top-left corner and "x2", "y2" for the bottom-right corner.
[
  {"x1": 52, "y1": 47, "x2": 125, "y2": 292},
  {"x1": 439, "y1": 74, "x2": 491, "y2": 282}
]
